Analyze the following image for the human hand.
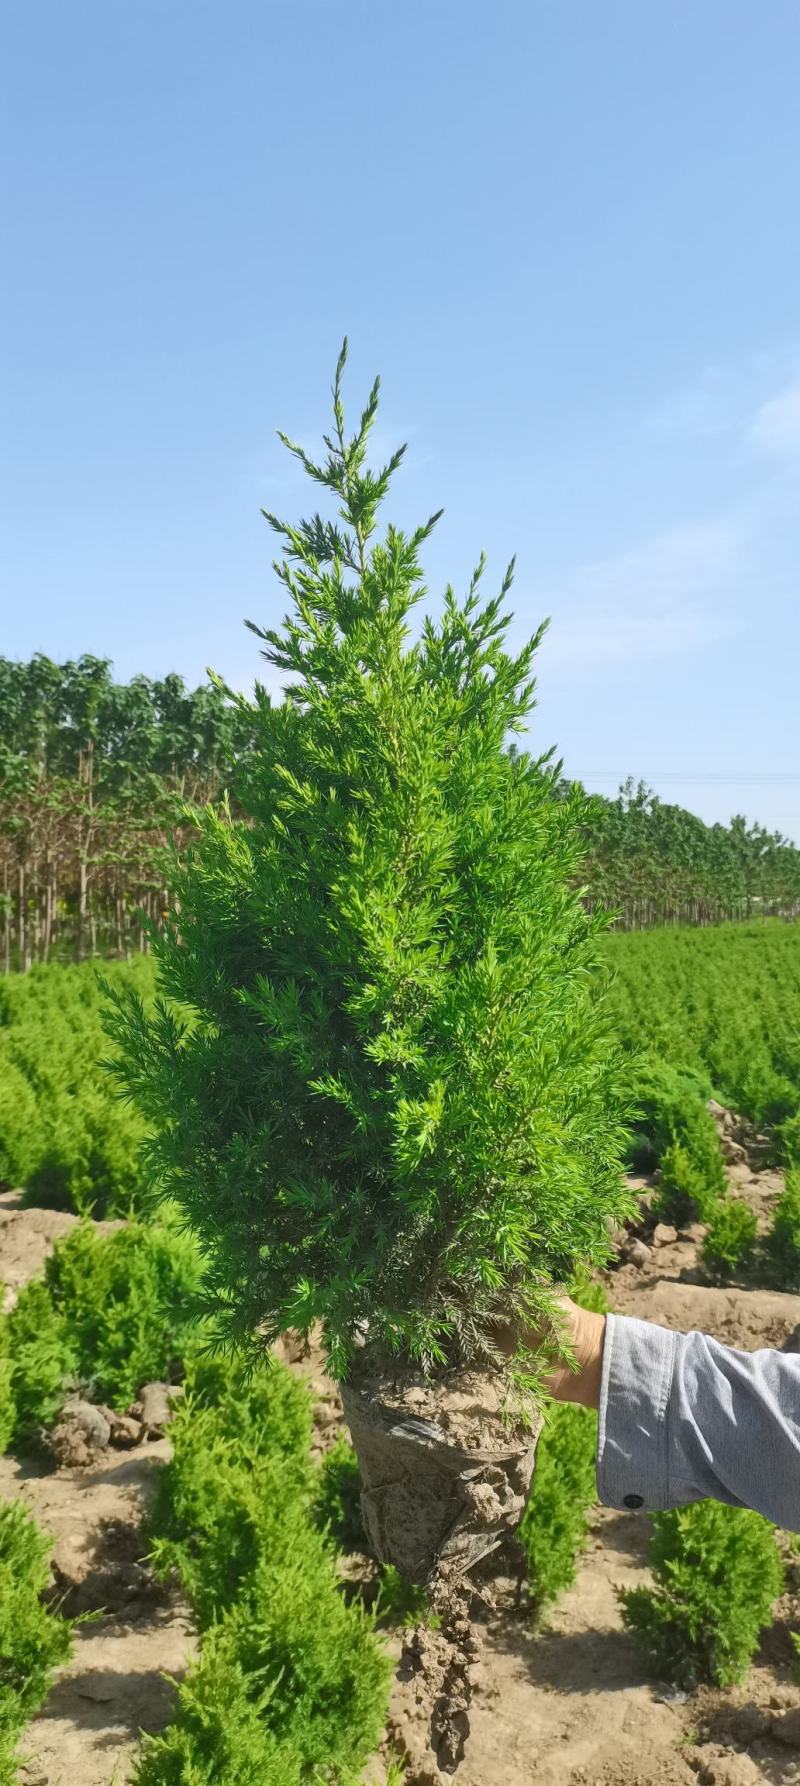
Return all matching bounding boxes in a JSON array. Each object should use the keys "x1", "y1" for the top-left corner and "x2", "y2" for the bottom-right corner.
[
  {"x1": 538, "y1": 1296, "x2": 606, "y2": 1410},
  {"x1": 495, "y1": 1295, "x2": 607, "y2": 1411}
]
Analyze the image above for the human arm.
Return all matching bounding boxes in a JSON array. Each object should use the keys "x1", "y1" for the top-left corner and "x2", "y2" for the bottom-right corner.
[{"x1": 544, "y1": 1298, "x2": 800, "y2": 1533}]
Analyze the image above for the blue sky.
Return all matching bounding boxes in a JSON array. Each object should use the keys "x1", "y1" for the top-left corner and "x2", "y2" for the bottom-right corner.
[{"x1": 2, "y1": 1, "x2": 799, "y2": 838}]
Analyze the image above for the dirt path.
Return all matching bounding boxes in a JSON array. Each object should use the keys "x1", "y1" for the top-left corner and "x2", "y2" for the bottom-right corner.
[
  {"x1": 0, "y1": 1196, "x2": 196, "y2": 1786},
  {"x1": 0, "y1": 1443, "x2": 195, "y2": 1786}
]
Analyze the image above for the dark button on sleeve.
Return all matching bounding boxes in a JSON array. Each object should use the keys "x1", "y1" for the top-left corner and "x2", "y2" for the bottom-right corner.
[{"x1": 623, "y1": 1493, "x2": 644, "y2": 1509}]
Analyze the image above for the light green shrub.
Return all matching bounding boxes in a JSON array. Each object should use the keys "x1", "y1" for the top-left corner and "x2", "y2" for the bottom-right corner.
[
  {"x1": 0, "y1": 1067, "x2": 41, "y2": 1190},
  {"x1": 132, "y1": 1641, "x2": 306, "y2": 1786},
  {"x1": 621, "y1": 1501, "x2": 783, "y2": 1687},
  {"x1": 654, "y1": 1125, "x2": 726, "y2": 1226},
  {"x1": 626, "y1": 1058, "x2": 713, "y2": 1172},
  {"x1": 151, "y1": 1402, "x2": 314, "y2": 1627},
  {"x1": 142, "y1": 1352, "x2": 389, "y2": 1786},
  {"x1": 0, "y1": 1327, "x2": 14, "y2": 1456},
  {"x1": 701, "y1": 1199, "x2": 758, "y2": 1281},
  {"x1": 3, "y1": 1218, "x2": 204, "y2": 1449},
  {"x1": 218, "y1": 1553, "x2": 389, "y2": 1776},
  {"x1": 519, "y1": 1402, "x2": 597, "y2": 1614},
  {"x1": 0, "y1": 959, "x2": 153, "y2": 1216},
  {"x1": 148, "y1": 1360, "x2": 313, "y2": 1626},
  {"x1": 179, "y1": 1344, "x2": 312, "y2": 1462},
  {"x1": 3, "y1": 1282, "x2": 76, "y2": 1445},
  {"x1": 767, "y1": 1168, "x2": 800, "y2": 1289},
  {"x1": 25, "y1": 1089, "x2": 144, "y2": 1216},
  {"x1": 516, "y1": 1270, "x2": 606, "y2": 1615},
  {"x1": 0, "y1": 1498, "x2": 73, "y2": 1782},
  {"x1": 622, "y1": 1056, "x2": 727, "y2": 1223},
  {"x1": 604, "y1": 923, "x2": 800, "y2": 1164},
  {"x1": 42, "y1": 1217, "x2": 204, "y2": 1406},
  {"x1": 133, "y1": 1591, "x2": 387, "y2": 1786},
  {"x1": 778, "y1": 1111, "x2": 800, "y2": 1166},
  {"x1": 312, "y1": 1433, "x2": 364, "y2": 1549}
]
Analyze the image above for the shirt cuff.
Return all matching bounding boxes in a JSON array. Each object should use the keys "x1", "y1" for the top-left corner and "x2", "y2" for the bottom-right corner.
[{"x1": 596, "y1": 1312, "x2": 677, "y2": 1513}]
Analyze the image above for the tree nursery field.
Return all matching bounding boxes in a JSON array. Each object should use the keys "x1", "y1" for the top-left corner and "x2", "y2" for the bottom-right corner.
[
  {"x1": 2, "y1": 930, "x2": 799, "y2": 1786},
  {"x1": 1, "y1": 357, "x2": 800, "y2": 1786}
]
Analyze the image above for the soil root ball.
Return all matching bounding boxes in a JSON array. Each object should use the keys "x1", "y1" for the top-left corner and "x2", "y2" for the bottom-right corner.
[
  {"x1": 342, "y1": 1362, "x2": 541, "y2": 1778},
  {"x1": 341, "y1": 1366, "x2": 540, "y2": 1585}
]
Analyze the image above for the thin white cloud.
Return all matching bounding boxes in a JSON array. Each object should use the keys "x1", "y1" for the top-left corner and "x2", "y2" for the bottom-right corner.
[
  {"x1": 541, "y1": 359, "x2": 800, "y2": 674},
  {"x1": 543, "y1": 601, "x2": 731, "y2": 669},
  {"x1": 646, "y1": 369, "x2": 732, "y2": 441},
  {"x1": 536, "y1": 519, "x2": 740, "y2": 669},
  {"x1": 749, "y1": 383, "x2": 800, "y2": 463},
  {"x1": 646, "y1": 356, "x2": 800, "y2": 464}
]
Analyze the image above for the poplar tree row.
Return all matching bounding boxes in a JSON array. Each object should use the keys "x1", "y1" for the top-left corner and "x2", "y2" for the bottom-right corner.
[
  {"x1": 1, "y1": 656, "x2": 798, "y2": 970},
  {"x1": 583, "y1": 777, "x2": 800, "y2": 928},
  {"x1": 0, "y1": 655, "x2": 253, "y2": 968}
]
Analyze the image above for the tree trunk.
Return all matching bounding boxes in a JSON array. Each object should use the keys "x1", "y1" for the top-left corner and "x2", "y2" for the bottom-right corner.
[
  {"x1": 43, "y1": 861, "x2": 53, "y2": 962},
  {"x1": 32, "y1": 879, "x2": 41, "y2": 964},
  {"x1": 17, "y1": 862, "x2": 26, "y2": 971},
  {"x1": 2, "y1": 863, "x2": 9, "y2": 975},
  {"x1": 77, "y1": 858, "x2": 88, "y2": 963}
]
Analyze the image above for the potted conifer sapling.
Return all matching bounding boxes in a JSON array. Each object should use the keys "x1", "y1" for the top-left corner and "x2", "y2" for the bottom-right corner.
[{"x1": 106, "y1": 346, "x2": 631, "y2": 1752}]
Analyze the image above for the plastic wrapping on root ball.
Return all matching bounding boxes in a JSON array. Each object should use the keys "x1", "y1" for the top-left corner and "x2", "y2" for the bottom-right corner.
[{"x1": 341, "y1": 1382, "x2": 541, "y2": 1585}]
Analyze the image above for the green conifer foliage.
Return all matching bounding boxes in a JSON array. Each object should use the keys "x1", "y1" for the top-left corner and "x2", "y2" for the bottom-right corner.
[
  {"x1": 138, "y1": 1350, "x2": 389, "y2": 1786},
  {"x1": 105, "y1": 345, "x2": 631, "y2": 1377},
  {"x1": 621, "y1": 1501, "x2": 783, "y2": 1688},
  {"x1": 654, "y1": 1122, "x2": 726, "y2": 1226},
  {"x1": 0, "y1": 1498, "x2": 73, "y2": 1784},
  {"x1": 519, "y1": 1401, "x2": 597, "y2": 1613},
  {"x1": 1, "y1": 1218, "x2": 205, "y2": 1451},
  {"x1": 0, "y1": 1330, "x2": 14, "y2": 1457},
  {"x1": 767, "y1": 1167, "x2": 800, "y2": 1288},
  {"x1": 701, "y1": 1198, "x2": 758, "y2": 1281},
  {"x1": 0, "y1": 960, "x2": 151, "y2": 1217}
]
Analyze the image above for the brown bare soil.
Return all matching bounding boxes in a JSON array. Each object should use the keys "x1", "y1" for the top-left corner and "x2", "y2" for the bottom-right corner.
[
  {"x1": 0, "y1": 1188, "x2": 124, "y2": 1313},
  {"x1": 0, "y1": 1189, "x2": 194, "y2": 1786},
  {"x1": 0, "y1": 1442, "x2": 195, "y2": 1786},
  {"x1": 3, "y1": 1115, "x2": 800, "y2": 1786}
]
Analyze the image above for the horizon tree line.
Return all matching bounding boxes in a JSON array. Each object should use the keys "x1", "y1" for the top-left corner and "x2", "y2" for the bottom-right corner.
[{"x1": 0, "y1": 654, "x2": 797, "y2": 970}]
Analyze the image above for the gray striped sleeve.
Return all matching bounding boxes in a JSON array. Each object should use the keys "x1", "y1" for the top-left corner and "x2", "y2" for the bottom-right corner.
[{"x1": 596, "y1": 1311, "x2": 800, "y2": 1532}]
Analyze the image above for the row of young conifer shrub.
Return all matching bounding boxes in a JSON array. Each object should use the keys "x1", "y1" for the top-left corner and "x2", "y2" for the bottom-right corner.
[
  {"x1": 621, "y1": 1501, "x2": 785, "y2": 1690},
  {"x1": 0, "y1": 1195, "x2": 790, "y2": 1772},
  {"x1": 307, "y1": 1270, "x2": 787, "y2": 1691},
  {"x1": 133, "y1": 1350, "x2": 391, "y2": 1785},
  {"x1": 0, "y1": 1498, "x2": 73, "y2": 1786},
  {"x1": 0, "y1": 1216, "x2": 391, "y2": 1784},
  {"x1": 0, "y1": 1214, "x2": 204, "y2": 1451},
  {"x1": 0, "y1": 937, "x2": 796, "y2": 1227},
  {"x1": 0, "y1": 957, "x2": 153, "y2": 1218},
  {"x1": 0, "y1": 1217, "x2": 201, "y2": 1785},
  {"x1": 518, "y1": 1273, "x2": 786, "y2": 1687},
  {"x1": 606, "y1": 922, "x2": 800, "y2": 1164},
  {"x1": 626, "y1": 1052, "x2": 800, "y2": 1289}
]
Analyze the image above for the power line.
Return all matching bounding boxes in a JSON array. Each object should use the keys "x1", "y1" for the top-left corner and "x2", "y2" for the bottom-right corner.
[{"x1": 574, "y1": 773, "x2": 800, "y2": 784}]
